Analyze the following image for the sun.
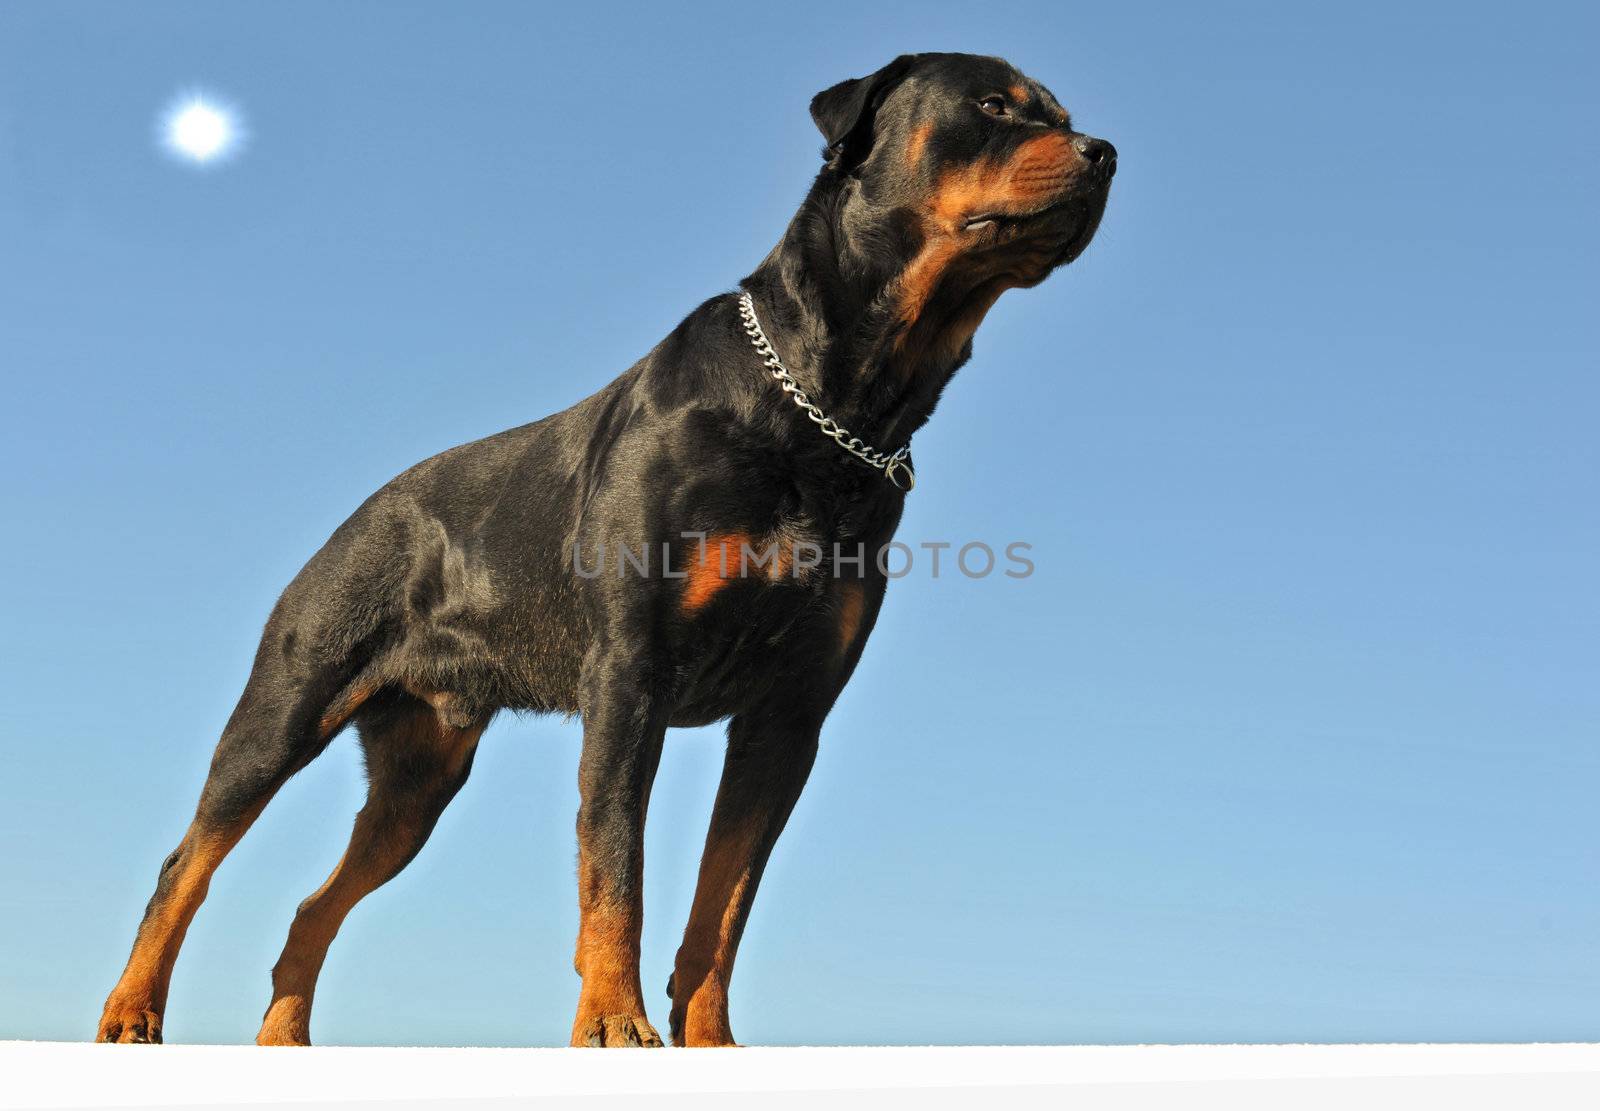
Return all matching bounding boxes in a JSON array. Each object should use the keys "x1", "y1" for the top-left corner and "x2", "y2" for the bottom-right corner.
[{"x1": 161, "y1": 93, "x2": 243, "y2": 165}]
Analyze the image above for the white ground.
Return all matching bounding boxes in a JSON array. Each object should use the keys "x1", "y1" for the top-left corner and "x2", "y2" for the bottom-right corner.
[{"x1": 4, "y1": 1042, "x2": 1598, "y2": 1109}]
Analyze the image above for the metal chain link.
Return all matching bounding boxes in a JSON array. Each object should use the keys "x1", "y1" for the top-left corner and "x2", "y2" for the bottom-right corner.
[{"x1": 736, "y1": 290, "x2": 915, "y2": 492}]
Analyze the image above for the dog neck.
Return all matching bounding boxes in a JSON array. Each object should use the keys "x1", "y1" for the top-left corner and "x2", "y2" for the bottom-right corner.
[{"x1": 740, "y1": 176, "x2": 997, "y2": 456}]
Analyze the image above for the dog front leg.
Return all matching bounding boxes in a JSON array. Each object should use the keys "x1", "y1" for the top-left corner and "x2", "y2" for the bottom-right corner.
[
  {"x1": 569, "y1": 663, "x2": 667, "y2": 1047},
  {"x1": 667, "y1": 706, "x2": 820, "y2": 1047}
]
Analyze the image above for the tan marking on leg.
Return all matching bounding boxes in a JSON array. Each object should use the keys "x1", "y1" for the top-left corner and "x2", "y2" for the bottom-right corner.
[
  {"x1": 97, "y1": 812, "x2": 260, "y2": 1043},
  {"x1": 670, "y1": 816, "x2": 762, "y2": 1047},
  {"x1": 570, "y1": 841, "x2": 660, "y2": 1047},
  {"x1": 257, "y1": 713, "x2": 480, "y2": 1046},
  {"x1": 318, "y1": 680, "x2": 378, "y2": 739}
]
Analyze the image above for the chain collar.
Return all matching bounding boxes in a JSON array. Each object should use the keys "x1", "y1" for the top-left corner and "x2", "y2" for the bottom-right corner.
[{"x1": 736, "y1": 290, "x2": 915, "y2": 492}]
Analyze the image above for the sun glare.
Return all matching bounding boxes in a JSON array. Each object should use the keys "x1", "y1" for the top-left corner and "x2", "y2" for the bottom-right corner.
[{"x1": 161, "y1": 93, "x2": 243, "y2": 165}]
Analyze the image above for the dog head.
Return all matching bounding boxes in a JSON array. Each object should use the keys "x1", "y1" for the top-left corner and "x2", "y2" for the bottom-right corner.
[{"x1": 808, "y1": 53, "x2": 1115, "y2": 370}]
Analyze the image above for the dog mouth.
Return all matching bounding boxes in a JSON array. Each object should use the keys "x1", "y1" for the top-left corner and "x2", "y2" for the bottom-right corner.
[
  {"x1": 961, "y1": 174, "x2": 1112, "y2": 267},
  {"x1": 959, "y1": 187, "x2": 1108, "y2": 275},
  {"x1": 962, "y1": 196, "x2": 1084, "y2": 233}
]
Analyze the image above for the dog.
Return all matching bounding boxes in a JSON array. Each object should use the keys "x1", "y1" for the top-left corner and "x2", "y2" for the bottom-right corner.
[{"x1": 96, "y1": 51, "x2": 1114, "y2": 1048}]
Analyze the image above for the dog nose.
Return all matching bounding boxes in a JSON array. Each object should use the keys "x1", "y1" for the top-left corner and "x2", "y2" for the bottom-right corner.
[{"x1": 1073, "y1": 134, "x2": 1117, "y2": 178}]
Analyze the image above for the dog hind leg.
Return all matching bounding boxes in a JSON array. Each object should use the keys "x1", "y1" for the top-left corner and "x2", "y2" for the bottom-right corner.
[
  {"x1": 95, "y1": 661, "x2": 355, "y2": 1044},
  {"x1": 256, "y1": 696, "x2": 484, "y2": 1046}
]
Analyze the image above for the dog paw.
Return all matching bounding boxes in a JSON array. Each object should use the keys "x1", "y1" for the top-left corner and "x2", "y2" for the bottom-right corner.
[
  {"x1": 574, "y1": 1013, "x2": 663, "y2": 1047},
  {"x1": 97, "y1": 1007, "x2": 163, "y2": 1044},
  {"x1": 664, "y1": 968, "x2": 737, "y2": 1047}
]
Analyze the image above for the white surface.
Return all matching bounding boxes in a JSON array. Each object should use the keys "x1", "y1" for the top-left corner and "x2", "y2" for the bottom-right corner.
[{"x1": 4, "y1": 1042, "x2": 1598, "y2": 1109}]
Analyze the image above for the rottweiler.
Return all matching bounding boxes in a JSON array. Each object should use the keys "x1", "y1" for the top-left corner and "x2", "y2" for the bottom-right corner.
[{"x1": 96, "y1": 51, "x2": 1114, "y2": 1048}]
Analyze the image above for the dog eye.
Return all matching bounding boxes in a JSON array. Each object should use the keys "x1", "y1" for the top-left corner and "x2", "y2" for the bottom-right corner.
[{"x1": 978, "y1": 96, "x2": 1008, "y2": 117}]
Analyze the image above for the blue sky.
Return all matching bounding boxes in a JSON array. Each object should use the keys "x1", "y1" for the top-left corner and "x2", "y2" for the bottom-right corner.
[{"x1": 1, "y1": 1, "x2": 1595, "y2": 1046}]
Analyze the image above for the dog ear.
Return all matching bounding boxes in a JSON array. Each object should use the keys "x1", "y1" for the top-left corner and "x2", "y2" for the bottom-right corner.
[{"x1": 810, "y1": 54, "x2": 921, "y2": 171}]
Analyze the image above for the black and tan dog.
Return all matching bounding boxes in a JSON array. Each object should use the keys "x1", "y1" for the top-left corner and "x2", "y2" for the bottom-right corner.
[{"x1": 96, "y1": 52, "x2": 1114, "y2": 1048}]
